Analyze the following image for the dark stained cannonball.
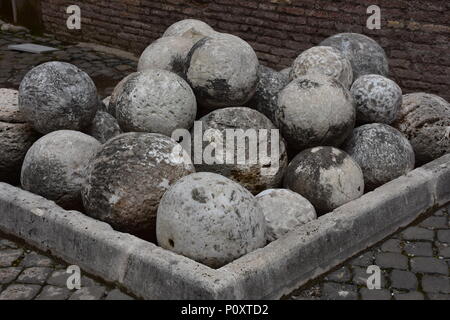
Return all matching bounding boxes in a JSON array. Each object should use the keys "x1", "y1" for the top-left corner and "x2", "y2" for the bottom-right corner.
[
  {"x1": 19, "y1": 61, "x2": 98, "y2": 134},
  {"x1": 342, "y1": 123, "x2": 415, "y2": 190},
  {"x1": 284, "y1": 146, "x2": 364, "y2": 214},
  {"x1": 81, "y1": 132, "x2": 195, "y2": 240},
  {"x1": 86, "y1": 111, "x2": 122, "y2": 144},
  {"x1": 393, "y1": 93, "x2": 450, "y2": 165}
]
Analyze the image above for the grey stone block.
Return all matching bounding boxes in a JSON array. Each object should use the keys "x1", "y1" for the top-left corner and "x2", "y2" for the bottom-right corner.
[
  {"x1": 69, "y1": 286, "x2": 106, "y2": 300},
  {"x1": 381, "y1": 239, "x2": 403, "y2": 253},
  {"x1": 352, "y1": 266, "x2": 386, "y2": 287},
  {"x1": 0, "y1": 284, "x2": 41, "y2": 300},
  {"x1": 420, "y1": 216, "x2": 447, "y2": 229},
  {"x1": 0, "y1": 267, "x2": 22, "y2": 284},
  {"x1": 404, "y1": 242, "x2": 433, "y2": 257},
  {"x1": 437, "y1": 230, "x2": 450, "y2": 243},
  {"x1": 421, "y1": 275, "x2": 450, "y2": 294},
  {"x1": 375, "y1": 252, "x2": 408, "y2": 270},
  {"x1": 394, "y1": 291, "x2": 424, "y2": 300},
  {"x1": 322, "y1": 283, "x2": 358, "y2": 300},
  {"x1": 401, "y1": 227, "x2": 434, "y2": 241},
  {"x1": 36, "y1": 285, "x2": 72, "y2": 300},
  {"x1": 105, "y1": 289, "x2": 134, "y2": 300},
  {"x1": 20, "y1": 252, "x2": 54, "y2": 268},
  {"x1": 324, "y1": 266, "x2": 351, "y2": 283},
  {"x1": 390, "y1": 270, "x2": 418, "y2": 290},
  {"x1": 17, "y1": 267, "x2": 52, "y2": 285},
  {"x1": 411, "y1": 257, "x2": 448, "y2": 275},
  {"x1": 360, "y1": 288, "x2": 391, "y2": 300},
  {"x1": 0, "y1": 249, "x2": 23, "y2": 267}
]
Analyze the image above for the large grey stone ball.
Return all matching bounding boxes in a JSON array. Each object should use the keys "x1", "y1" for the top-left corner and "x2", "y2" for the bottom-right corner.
[
  {"x1": 276, "y1": 74, "x2": 356, "y2": 154},
  {"x1": 291, "y1": 46, "x2": 353, "y2": 88},
  {"x1": 185, "y1": 35, "x2": 259, "y2": 111},
  {"x1": 194, "y1": 107, "x2": 288, "y2": 194},
  {"x1": 112, "y1": 69, "x2": 197, "y2": 136},
  {"x1": 351, "y1": 74, "x2": 402, "y2": 125},
  {"x1": 320, "y1": 33, "x2": 389, "y2": 80},
  {"x1": 81, "y1": 132, "x2": 195, "y2": 240},
  {"x1": 342, "y1": 123, "x2": 415, "y2": 190},
  {"x1": 162, "y1": 19, "x2": 215, "y2": 40},
  {"x1": 21, "y1": 130, "x2": 101, "y2": 210},
  {"x1": 393, "y1": 93, "x2": 450, "y2": 165},
  {"x1": 156, "y1": 172, "x2": 266, "y2": 268},
  {"x1": 255, "y1": 189, "x2": 316, "y2": 242},
  {"x1": 18, "y1": 61, "x2": 98, "y2": 134},
  {"x1": 284, "y1": 147, "x2": 364, "y2": 214},
  {"x1": 86, "y1": 111, "x2": 122, "y2": 144}
]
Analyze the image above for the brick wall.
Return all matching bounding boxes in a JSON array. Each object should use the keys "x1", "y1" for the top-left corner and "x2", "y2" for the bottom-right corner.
[{"x1": 40, "y1": 0, "x2": 450, "y2": 101}]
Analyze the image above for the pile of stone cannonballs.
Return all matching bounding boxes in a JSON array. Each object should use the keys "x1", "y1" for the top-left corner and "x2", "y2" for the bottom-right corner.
[{"x1": 1, "y1": 19, "x2": 449, "y2": 268}]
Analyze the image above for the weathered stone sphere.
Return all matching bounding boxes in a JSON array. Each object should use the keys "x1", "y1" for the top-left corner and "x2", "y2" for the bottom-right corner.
[
  {"x1": 320, "y1": 33, "x2": 389, "y2": 80},
  {"x1": 276, "y1": 74, "x2": 356, "y2": 154},
  {"x1": 138, "y1": 36, "x2": 195, "y2": 75},
  {"x1": 343, "y1": 123, "x2": 415, "y2": 190},
  {"x1": 21, "y1": 130, "x2": 101, "y2": 210},
  {"x1": 255, "y1": 189, "x2": 316, "y2": 242},
  {"x1": 393, "y1": 93, "x2": 450, "y2": 165},
  {"x1": 112, "y1": 69, "x2": 197, "y2": 136},
  {"x1": 19, "y1": 61, "x2": 98, "y2": 134},
  {"x1": 156, "y1": 172, "x2": 266, "y2": 268},
  {"x1": 291, "y1": 46, "x2": 353, "y2": 88},
  {"x1": 280, "y1": 67, "x2": 292, "y2": 78},
  {"x1": 162, "y1": 19, "x2": 215, "y2": 40},
  {"x1": 351, "y1": 74, "x2": 402, "y2": 125},
  {"x1": 185, "y1": 35, "x2": 259, "y2": 110},
  {"x1": 284, "y1": 147, "x2": 364, "y2": 214},
  {"x1": 194, "y1": 107, "x2": 288, "y2": 194},
  {"x1": 86, "y1": 111, "x2": 122, "y2": 144},
  {"x1": 82, "y1": 132, "x2": 195, "y2": 240}
]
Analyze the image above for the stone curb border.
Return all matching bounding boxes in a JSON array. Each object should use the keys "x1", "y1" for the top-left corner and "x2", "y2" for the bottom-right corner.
[{"x1": 0, "y1": 154, "x2": 449, "y2": 299}]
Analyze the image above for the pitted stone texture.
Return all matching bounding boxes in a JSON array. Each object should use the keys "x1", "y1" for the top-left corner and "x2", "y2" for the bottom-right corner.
[
  {"x1": 276, "y1": 74, "x2": 355, "y2": 154},
  {"x1": 342, "y1": 123, "x2": 415, "y2": 190},
  {"x1": 279, "y1": 67, "x2": 291, "y2": 78},
  {"x1": 18, "y1": 61, "x2": 97, "y2": 134},
  {"x1": 393, "y1": 93, "x2": 450, "y2": 165},
  {"x1": 255, "y1": 189, "x2": 316, "y2": 242},
  {"x1": 320, "y1": 33, "x2": 389, "y2": 80},
  {"x1": 193, "y1": 107, "x2": 288, "y2": 194},
  {"x1": 112, "y1": 69, "x2": 197, "y2": 137},
  {"x1": 284, "y1": 147, "x2": 364, "y2": 214},
  {"x1": 21, "y1": 130, "x2": 101, "y2": 210},
  {"x1": 351, "y1": 74, "x2": 402, "y2": 125},
  {"x1": 162, "y1": 19, "x2": 215, "y2": 41},
  {"x1": 0, "y1": 88, "x2": 24, "y2": 123},
  {"x1": 36, "y1": 286, "x2": 72, "y2": 300},
  {"x1": 82, "y1": 132, "x2": 195, "y2": 239},
  {"x1": 86, "y1": 111, "x2": 122, "y2": 144},
  {"x1": 185, "y1": 35, "x2": 259, "y2": 110},
  {"x1": 156, "y1": 172, "x2": 266, "y2": 268},
  {"x1": 291, "y1": 46, "x2": 353, "y2": 88}
]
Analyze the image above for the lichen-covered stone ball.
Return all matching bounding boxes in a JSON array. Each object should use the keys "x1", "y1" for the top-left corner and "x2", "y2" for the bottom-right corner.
[
  {"x1": 255, "y1": 189, "x2": 316, "y2": 242},
  {"x1": 81, "y1": 132, "x2": 195, "y2": 239},
  {"x1": 276, "y1": 74, "x2": 356, "y2": 154},
  {"x1": 320, "y1": 33, "x2": 389, "y2": 80},
  {"x1": 284, "y1": 147, "x2": 364, "y2": 214},
  {"x1": 351, "y1": 74, "x2": 402, "y2": 125},
  {"x1": 291, "y1": 46, "x2": 353, "y2": 88},
  {"x1": 343, "y1": 123, "x2": 415, "y2": 190},
  {"x1": 185, "y1": 35, "x2": 259, "y2": 111},
  {"x1": 156, "y1": 172, "x2": 266, "y2": 268},
  {"x1": 21, "y1": 130, "x2": 101, "y2": 210},
  {"x1": 19, "y1": 61, "x2": 98, "y2": 134},
  {"x1": 86, "y1": 111, "x2": 122, "y2": 144},
  {"x1": 112, "y1": 69, "x2": 197, "y2": 136},
  {"x1": 194, "y1": 107, "x2": 288, "y2": 194},
  {"x1": 393, "y1": 93, "x2": 450, "y2": 165},
  {"x1": 162, "y1": 19, "x2": 215, "y2": 40}
]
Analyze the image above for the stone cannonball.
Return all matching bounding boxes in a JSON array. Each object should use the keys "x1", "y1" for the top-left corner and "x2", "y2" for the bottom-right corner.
[
  {"x1": 21, "y1": 130, "x2": 101, "y2": 210},
  {"x1": 284, "y1": 147, "x2": 364, "y2": 214},
  {"x1": 162, "y1": 19, "x2": 215, "y2": 40},
  {"x1": 320, "y1": 33, "x2": 389, "y2": 80},
  {"x1": 185, "y1": 35, "x2": 259, "y2": 111},
  {"x1": 276, "y1": 74, "x2": 356, "y2": 154},
  {"x1": 81, "y1": 132, "x2": 195, "y2": 240},
  {"x1": 255, "y1": 189, "x2": 317, "y2": 242},
  {"x1": 342, "y1": 123, "x2": 415, "y2": 190},
  {"x1": 290, "y1": 46, "x2": 353, "y2": 88},
  {"x1": 194, "y1": 107, "x2": 288, "y2": 195},
  {"x1": 156, "y1": 172, "x2": 266, "y2": 268},
  {"x1": 86, "y1": 111, "x2": 122, "y2": 144},
  {"x1": 280, "y1": 67, "x2": 292, "y2": 78},
  {"x1": 351, "y1": 74, "x2": 402, "y2": 125},
  {"x1": 393, "y1": 93, "x2": 450, "y2": 165},
  {"x1": 113, "y1": 69, "x2": 197, "y2": 137},
  {"x1": 18, "y1": 61, "x2": 98, "y2": 134}
]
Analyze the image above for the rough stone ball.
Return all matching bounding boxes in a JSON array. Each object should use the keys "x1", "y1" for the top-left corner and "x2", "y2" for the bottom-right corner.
[
  {"x1": 351, "y1": 74, "x2": 402, "y2": 125},
  {"x1": 86, "y1": 111, "x2": 122, "y2": 144},
  {"x1": 320, "y1": 33, "x2": 389, "y2": 80},
  {"x1": 284, "y1": 147, "x2": 364, "y2": 214},
  {"x1": 185, "y1": 35, "x2": 259, "y2": 111},
  {"x1": 393, "y1": 93, "x2": 450, "y2": 165},
  {"x1": 276, "y1": 74, "x2": 356, "y2": 154},
  {"x1": 156, "y1": 172, "x2": 266, "y2": 268},
  {"x1": 280, "y1": 67, "x2": 292, "y2": 78},
  {"x1": 19, "y1": 61, "x2": 98, "y2": 134},
  {"x1": 82, "y1": 132, "x2": 195, "y2": 240},
  {"x1": 246, "y1": 65, "x2": 289, "y2": 126},
  {"x1": 162, "y1": 19, "x2": 215, "y2": 40},
  {"x1": 112, "y1": 69, "x2": 197, "y2": 136},
  {"x1": 291, "y1": 46, "x2": 353, "y2": 88},
  {"x1": 194, "y1": 107, "x2": 288, "y2": 194},
  {"x1": 342, "y1": 123, "x2": 415, "y2": 190},
  {"x1": 21, "y1": 130, "x2": 101, "y2": 210},
  {"x1": 255, "y1": 189, "x2": 316, "y2": 242}
]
